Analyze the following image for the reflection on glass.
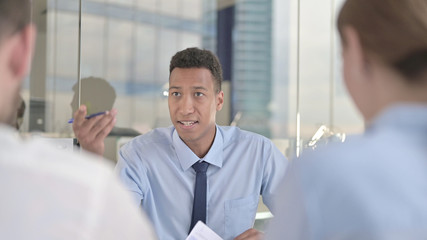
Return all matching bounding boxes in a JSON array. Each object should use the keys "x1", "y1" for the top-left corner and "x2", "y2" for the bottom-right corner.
[
  {"x1": 70, "y1": 77, "x2": 140, "y2": 136},
  {"x1": 304, "y1": 125, "x2": 346, "y2": 151},
  {"x1": 70, "y1": 77, "x2": 116, "y2": 116}
]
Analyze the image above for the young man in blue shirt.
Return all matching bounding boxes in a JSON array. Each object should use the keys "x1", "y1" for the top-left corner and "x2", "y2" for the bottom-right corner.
[{"x1": 74, "y1": 47, "x2": 288, "y2": 240}]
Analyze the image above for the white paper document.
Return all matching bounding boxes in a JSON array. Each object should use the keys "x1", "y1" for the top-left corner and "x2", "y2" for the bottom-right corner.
[{"x1": 185, "y1": 221, "x2": 223, "y2": 240}]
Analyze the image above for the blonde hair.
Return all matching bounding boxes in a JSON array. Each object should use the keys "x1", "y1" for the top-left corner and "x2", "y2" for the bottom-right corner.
[{"x1": 337, "y1": 0, "x2": 427, "y2": 82}]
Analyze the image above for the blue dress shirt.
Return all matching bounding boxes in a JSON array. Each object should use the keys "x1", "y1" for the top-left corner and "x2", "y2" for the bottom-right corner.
[
  {"x1": 267, "y1": 104, "x2": 427, "y2": 239},
  {"x1": 116, "y1": 125, "x2": 288, "y2": 240}
]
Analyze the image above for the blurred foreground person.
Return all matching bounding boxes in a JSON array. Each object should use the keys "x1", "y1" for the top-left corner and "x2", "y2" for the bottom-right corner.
[
  {"x1": 0, "y1": 0, "x2": 156, "y2": 239},
  {"x1": 267, "y1": 0, "x2": 427, "y2": 239}
]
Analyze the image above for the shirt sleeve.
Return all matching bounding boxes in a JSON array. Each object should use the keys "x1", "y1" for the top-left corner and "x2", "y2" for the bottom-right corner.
[
  {"x1": 115, "y1": 143, "x2": 148, "y2": 206},
  {"x1": 260, "y1": 139, "x2": 289, "y2": 213}
]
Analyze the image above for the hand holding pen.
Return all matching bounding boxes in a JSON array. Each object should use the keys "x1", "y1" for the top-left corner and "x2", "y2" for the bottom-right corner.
[
  {"x1": 68, "y1": 111, "x2": 107, "y2": 123},
  {"x1": 72, "y1": 105, "x2": 117, "y2": 156}
]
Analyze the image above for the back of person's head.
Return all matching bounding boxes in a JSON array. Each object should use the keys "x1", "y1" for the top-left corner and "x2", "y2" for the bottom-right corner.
[
  {"x1": 169, "y1": 47, "x2": 223, "y2": 93},
  {"x1": 71, "y1": 77, "x2": 116, "y2": 114},
  {"x1": 0, "y1": 0, "x2": 33, "y2": 125},
  {"x1": 0, "y1": 0, "x2": 31, "y2": 41},
  {"x1": 337, "y1": 0, "x2": 427, "y2": 83}
]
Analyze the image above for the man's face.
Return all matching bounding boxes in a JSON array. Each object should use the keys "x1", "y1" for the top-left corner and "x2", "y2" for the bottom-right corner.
[{"x1": 168, "y1": 67, "x2": 224, "y2": 148}]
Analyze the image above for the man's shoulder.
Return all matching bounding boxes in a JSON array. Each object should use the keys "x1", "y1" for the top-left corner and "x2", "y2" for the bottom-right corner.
[
  {"x1": 218, "y1": 125, "x2": 272, "y2": 144},
  {"x1": 0, "y1": 130, "x2": 157, "y2": 239},
  {"x1": 121, "y1": 126, "x2": 174, "y2": 150},
  {"x1": 1, "y1": 133, "x2": 114, "y2": 187}
]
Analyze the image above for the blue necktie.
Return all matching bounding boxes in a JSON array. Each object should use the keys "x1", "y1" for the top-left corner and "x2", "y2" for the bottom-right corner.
[{"x1": 189, "y1": 161, "x2": 209, "y2": 233}]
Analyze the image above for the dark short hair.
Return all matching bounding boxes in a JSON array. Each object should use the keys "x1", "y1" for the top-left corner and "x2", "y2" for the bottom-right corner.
[
  {"x1": 169, "y1": 47, "x2": 223, "y2": 93},
  {"x1": 0, "y1": 0, "x2": 31, "y2": 40}
]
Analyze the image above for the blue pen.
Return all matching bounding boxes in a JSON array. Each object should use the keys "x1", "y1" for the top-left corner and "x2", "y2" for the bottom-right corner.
[{"x1": 68, "y1": 111, "x2": 107, "y2": 123}]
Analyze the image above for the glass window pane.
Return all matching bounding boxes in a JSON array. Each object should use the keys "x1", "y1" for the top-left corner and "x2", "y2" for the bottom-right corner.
[
  {"x1": 137, "y1": 0, "x2": 156, "y2": 11},
  {"x1": 159, "y1": 0, "x2": 179, "y2": 16},
  {"x1": 81, "y1": 14, "x2": 106, "y2": 78},
  {"x1": 181, "y1": 0, "x2": 202, "y2": 20},
  {"x1": 27, "y1": 0, "x2": 79, "y2": 135},
  {"x1": 24, "y1": 0, "x2": 363, "y2": 162}
]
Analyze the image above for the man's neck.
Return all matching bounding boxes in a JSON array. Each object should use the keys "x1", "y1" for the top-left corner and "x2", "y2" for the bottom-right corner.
[{"x1": 183, "y1": 128, "x2": 216, "y2": 159}]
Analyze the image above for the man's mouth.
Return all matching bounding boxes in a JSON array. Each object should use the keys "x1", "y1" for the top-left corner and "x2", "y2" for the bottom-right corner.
[{"x1": 178, "y1": 121, "x2": 198, "y2": 126}]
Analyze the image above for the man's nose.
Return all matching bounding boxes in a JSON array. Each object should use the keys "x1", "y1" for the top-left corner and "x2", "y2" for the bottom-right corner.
[{"x1": 180, "y1": 95, "x2": 195, "y2": 114}]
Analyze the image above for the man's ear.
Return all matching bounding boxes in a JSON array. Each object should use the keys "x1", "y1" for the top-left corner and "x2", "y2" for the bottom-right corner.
[
  {"x1": 216, "y1": 90, "x2": 224, "y2": 111},
  {"x1": 9, "y1": 24, "x2": 36, "y2": 80}
]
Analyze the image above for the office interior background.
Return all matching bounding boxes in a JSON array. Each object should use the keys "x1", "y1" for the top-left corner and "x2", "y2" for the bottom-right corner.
[{"x1": 23, "y1": 0, "x2": 363, "y2": 159}]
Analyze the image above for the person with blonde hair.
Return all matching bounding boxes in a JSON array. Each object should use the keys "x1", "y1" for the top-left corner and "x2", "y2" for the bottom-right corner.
[
  {"x1": 0, "y1": 0, "x2": 156, "y2": 239},
  {"x1": 267, "y1": 0, "x2": 427, "y2": 239}
]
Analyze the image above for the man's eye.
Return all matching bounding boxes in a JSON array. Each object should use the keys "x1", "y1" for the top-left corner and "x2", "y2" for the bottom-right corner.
[
  {"x1": 195, "y1": 92, "x2": 204, "y2": 97},
  {"x1": 170, "y1": 92, "x2": 181, "y2": 97}
]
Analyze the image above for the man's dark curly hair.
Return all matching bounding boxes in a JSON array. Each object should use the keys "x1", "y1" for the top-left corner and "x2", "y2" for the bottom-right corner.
[{"x1": 169, "y1": 47, "x2": 223, "y2": 93}]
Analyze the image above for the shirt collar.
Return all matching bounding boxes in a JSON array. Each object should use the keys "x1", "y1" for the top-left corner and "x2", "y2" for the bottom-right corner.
[{"x1": 173, "y1": 125, "x2": 224, "y2": 171}]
